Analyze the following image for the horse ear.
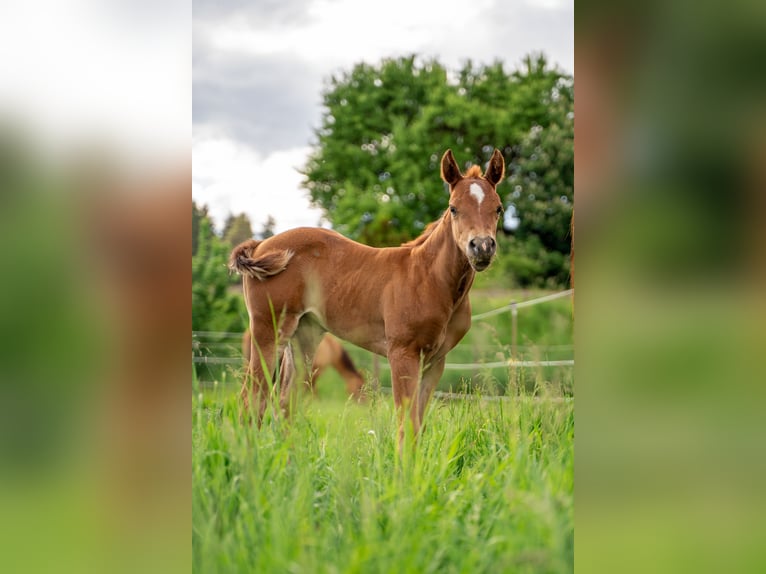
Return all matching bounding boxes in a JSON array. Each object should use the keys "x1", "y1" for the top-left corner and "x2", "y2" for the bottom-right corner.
[
  {"x1": 484, "y1": 148, "x2": 505, "y2": 187},
  {"x1": 440, "y1": 149, "x2": 462, "y2": 188}
]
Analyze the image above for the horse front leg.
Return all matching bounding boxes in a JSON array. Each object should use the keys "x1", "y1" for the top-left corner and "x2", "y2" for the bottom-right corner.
[
  {"x1": 387, "y1": 347, "x2": 423, "y2": 450},
  {"x1": 416, "y1": 356, "x2": 446, "y2": 432}
]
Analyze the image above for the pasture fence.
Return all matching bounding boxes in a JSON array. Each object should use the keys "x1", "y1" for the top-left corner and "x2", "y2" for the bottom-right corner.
[
  {"x1": 470, "y1": 288, "x2": 573, "y2": 359},
  {"x1": 375, "y1": 386, "x2": 574, "y2": 403},
  {"x1": 192, "y1": 289, "x2": 574, "y2": 393}
]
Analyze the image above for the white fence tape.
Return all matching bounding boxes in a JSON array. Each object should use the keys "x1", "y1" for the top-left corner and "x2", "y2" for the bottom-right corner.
[
  {"x1": 193, "y1": 355, "x2": 573, "y2": 369},
  {"x1": 471, "y1": 289, "x2": 573, "y2": 321},
  {"x1": 376, "y1": 359, "x2": 574, "y2": 370},
  {"x1": 193, "y1": 356, "x2": 241, "y2": 365},
  {"x1": 376, "y1": 387, "x2": 574, "y2": 402}
]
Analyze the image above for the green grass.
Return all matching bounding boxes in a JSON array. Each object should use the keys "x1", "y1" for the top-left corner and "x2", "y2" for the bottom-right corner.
[
  {"x1": 193, "y1": 286, "x2": 574, "y2": 572},
  {"x1": 192, "y1": 385, "x2": 573, "y2": 573}
]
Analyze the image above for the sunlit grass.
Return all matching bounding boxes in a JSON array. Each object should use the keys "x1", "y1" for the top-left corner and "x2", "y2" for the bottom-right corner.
[{"x1": 192, "y1": 385, "x2": 573, "y2": 573}]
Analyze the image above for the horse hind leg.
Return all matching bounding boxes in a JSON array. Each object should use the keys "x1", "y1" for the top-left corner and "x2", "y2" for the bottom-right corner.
[
  {"x1": 294, "y1": 315, "x2": 327, "y2": 396},
  {"x1": 278, "y1": 343, "x2": 297, "y2": 417},
  {"x1": 241, "y1": 332, "x2": 276, "y2": 426},
  {"x1": 242, "y1": 314, "x2": 300, "y2": 424}
]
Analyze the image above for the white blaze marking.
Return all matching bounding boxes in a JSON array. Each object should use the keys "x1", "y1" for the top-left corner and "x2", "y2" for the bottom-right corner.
[{"x1": 469, "y1": 183, "x2": 485, "y2": 205}]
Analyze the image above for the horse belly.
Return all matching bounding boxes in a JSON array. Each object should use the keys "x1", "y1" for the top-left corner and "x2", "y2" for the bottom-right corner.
[
  {"x1": 319, "y1": 304, "x2": 387, "y2": 357},
  {"x1": 303, "y1": 253, "x2": 389, "y2": 356},
  {"x1": 325, "y1": 318, "x2": 387, "y2": 357}
]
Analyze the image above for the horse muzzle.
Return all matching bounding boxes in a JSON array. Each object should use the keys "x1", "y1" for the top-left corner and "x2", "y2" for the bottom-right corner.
[{"x1": 467, "y1": 236, "x2": 496, "y2": 271}]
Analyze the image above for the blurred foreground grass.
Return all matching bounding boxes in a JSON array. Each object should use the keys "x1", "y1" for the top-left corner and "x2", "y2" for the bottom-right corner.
[
  {"x1": 192, "y1": 386, "x2": 574, "y2": 573},
  {"x1": 576, "y1": 0, "x2": 766, "y2": 571}
]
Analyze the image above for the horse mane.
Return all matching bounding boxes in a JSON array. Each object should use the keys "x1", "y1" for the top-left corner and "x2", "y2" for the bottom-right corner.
[
  {"x1": 401, "y1": 216, "x2": 445, "y2": 247},
  {"x1": 464, "y1": 165, "x2": 483, "y2": 178}
]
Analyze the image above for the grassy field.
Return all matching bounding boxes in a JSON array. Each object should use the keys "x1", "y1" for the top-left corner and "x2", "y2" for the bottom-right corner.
[
  {"x1": 192, "y1": 385, "x2": 573, "y2": 573},
  {"x1": 193, "y1": 286, "x2": 573, "y2": 572}
]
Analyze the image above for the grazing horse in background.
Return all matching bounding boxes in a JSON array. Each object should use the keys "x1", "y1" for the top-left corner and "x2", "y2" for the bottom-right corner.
[
  {"x1": 242, "y1": 330, "x2": 365, "y2": 401},
  {"x1": 230, "y1": 149, "x2": 505, "y2": 447}
]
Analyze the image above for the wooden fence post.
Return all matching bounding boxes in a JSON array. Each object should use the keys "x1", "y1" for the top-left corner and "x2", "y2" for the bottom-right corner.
[{"x1": 511, "y1": 301, "x2": 518, "y2": 361}]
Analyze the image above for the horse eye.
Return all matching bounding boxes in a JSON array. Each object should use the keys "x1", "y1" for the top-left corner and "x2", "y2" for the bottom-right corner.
[
  {"x1": 449, "y1": 206, "x2": 457, "y2": 216},
  {"x1": 496, "y1": 206, "x2": 503, "y2": 216}
]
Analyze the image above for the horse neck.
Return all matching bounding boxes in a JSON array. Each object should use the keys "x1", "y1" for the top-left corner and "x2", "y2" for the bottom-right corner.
[{"x1": 413, "y1": 212, "x2": 474, "y2": 295}]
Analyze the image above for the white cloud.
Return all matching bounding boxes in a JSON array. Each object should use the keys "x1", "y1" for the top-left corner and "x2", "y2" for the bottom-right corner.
[
  {"x1": 200, "y1": 0, "x2": 497, "y2": 70},
  {"x1": 193, "y1": 0, "x2": 573, "y2": 235},
  {"x1": 526, "y1": 0, "x2": 568, "y2": 9},
  {"x1": 0, "y1": 0, "x2": 189, "y2": 165},
  {"x1": 192, "y1": 138, "x2": 325, "y2": 235}
]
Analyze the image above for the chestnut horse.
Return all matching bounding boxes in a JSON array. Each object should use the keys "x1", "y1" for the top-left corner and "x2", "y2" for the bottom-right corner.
[
  {"x1": 230, "y1": 149, "x2": 505, "y2": 446},
  {"x1": 242, "y1": 331, "x2": 365, "y2": 401}
]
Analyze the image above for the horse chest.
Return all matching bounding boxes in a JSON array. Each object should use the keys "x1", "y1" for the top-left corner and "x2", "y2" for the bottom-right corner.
[{"x1": 384, "y1": 303, "x2": 453, "y2": 354}]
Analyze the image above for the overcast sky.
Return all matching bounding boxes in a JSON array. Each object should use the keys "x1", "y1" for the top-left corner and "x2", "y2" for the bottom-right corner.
[{"x1": 192, "y1": 0, "x2": 573, "y2": 235}]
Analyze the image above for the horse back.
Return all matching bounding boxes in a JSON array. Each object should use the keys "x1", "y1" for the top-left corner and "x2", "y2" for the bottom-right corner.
[{"x1": 240, "y1": 228, "x2": 392, "y2": 321}]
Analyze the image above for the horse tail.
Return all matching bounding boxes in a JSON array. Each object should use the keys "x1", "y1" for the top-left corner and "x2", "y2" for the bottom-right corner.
[{"x1": 228, "y1": 239, "x2": 294, "y2": 281}]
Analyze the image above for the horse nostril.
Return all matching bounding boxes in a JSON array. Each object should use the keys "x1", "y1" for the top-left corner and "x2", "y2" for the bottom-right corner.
[{"x1": 468, "y1": 237, "x2": 496, "y2": 258}]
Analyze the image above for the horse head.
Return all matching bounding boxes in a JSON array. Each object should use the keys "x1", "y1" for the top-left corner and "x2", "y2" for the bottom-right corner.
[{"x1": 440, "y1": 148, "x2": 505, "y2": 271}]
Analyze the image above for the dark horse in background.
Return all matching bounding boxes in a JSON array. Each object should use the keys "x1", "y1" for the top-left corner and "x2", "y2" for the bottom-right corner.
[{"x1": 230, "y1": 149, "x2": 505, "y2": 447}]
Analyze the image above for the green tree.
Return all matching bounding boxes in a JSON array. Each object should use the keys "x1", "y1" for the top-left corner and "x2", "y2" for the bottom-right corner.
[
  {"x1": 192, "y1": 200, "x2": 209, "y2": 256},
  {"x1": 302, "y1": 53, "x2": 573, "y2": 286},
  {"x1": 192, "y1": 214, "x2": 246, "y2": 334},
  {"x1": 222, "y1": 212, "x2": 254, "y2": 247},
  {"x1": 303, "y1": 55, "x2": 449, "y2": 246},
  {"x1": 259, "y1": 215, "x2": 276, "y2": 239},
  {"x1": 504, "y1": 72, "x2": 574, "y2": 287}
]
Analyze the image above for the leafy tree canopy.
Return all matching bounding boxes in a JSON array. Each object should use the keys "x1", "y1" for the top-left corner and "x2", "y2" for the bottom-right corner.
[
  {"x1": 192, "y1": 200, "x2": 209, "y2": 256},
  {"x1": 192, "y1": 212, "x2": 246, "y2": 334},
  {"x1": 259, "y1": 215, "x2": 276, "y2": 240},
  {"x1": 302, "y1": 53, "x2": 573, "y2": 286},
  {"x1": 222, "y1": 212, "x2": 254, "y2": 247}
]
